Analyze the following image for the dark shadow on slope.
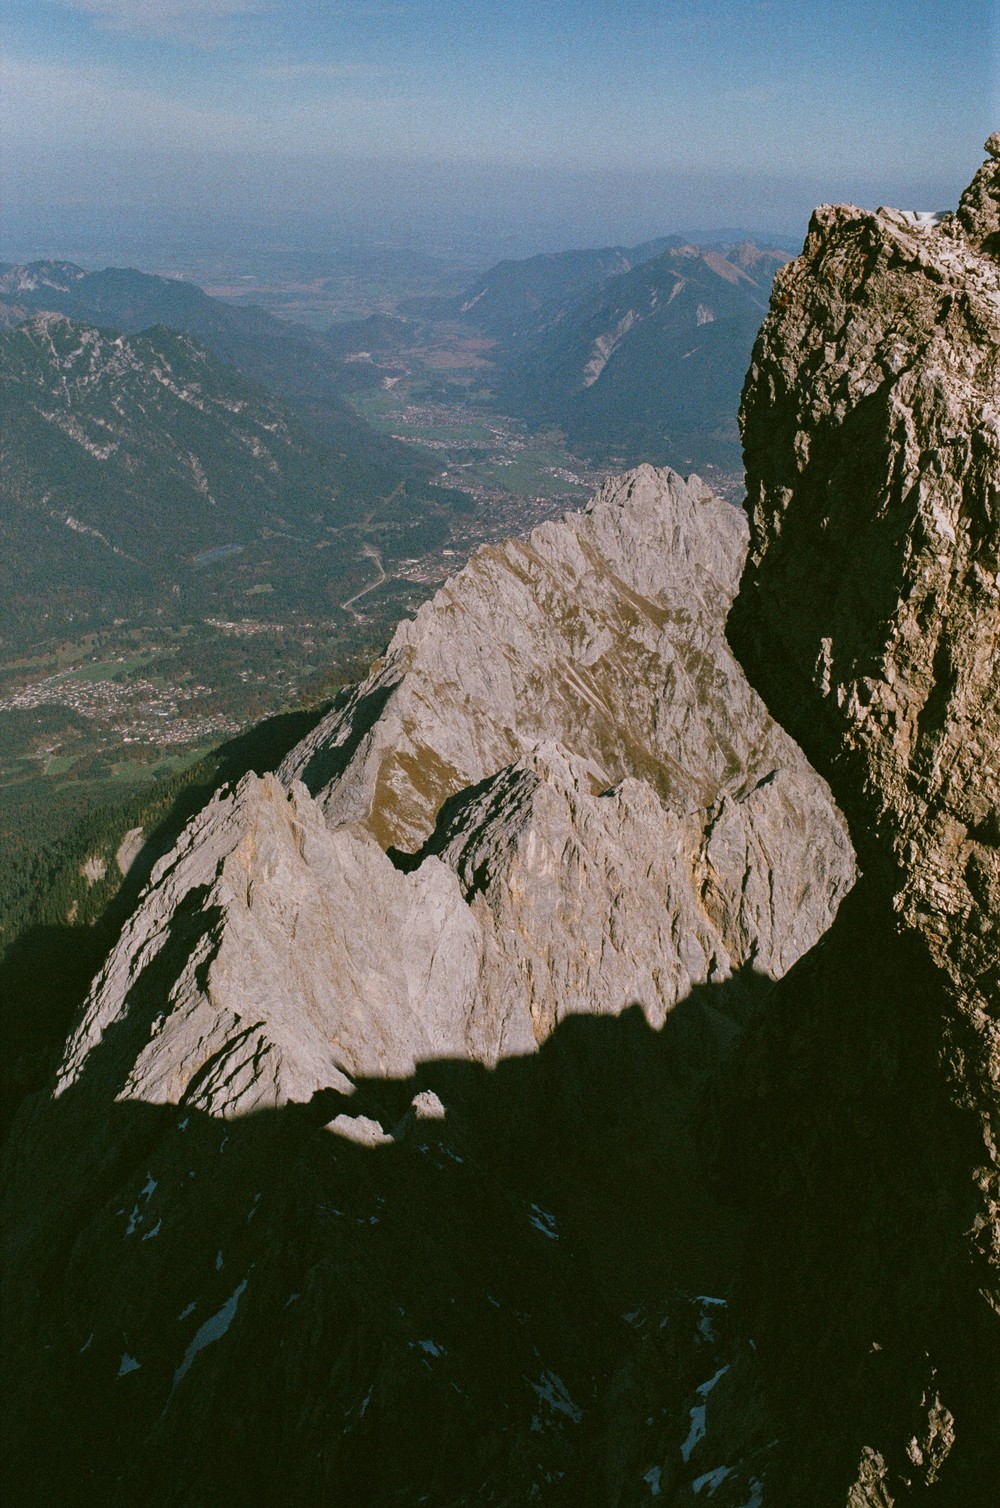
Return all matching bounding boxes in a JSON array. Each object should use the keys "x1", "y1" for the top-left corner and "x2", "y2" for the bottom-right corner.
[
  {"x1": 725, "y1": 383, "x2": 1000, "y2": 1502},
  {"x1": 712, "y1": 877, "x2": 1000, "y2": 1508},
  {"x1": 2, "y1": 975, "x2": 777, "y2": 1508},
  {"x1": 296, "y1": 681, "x2": 398, "y2": 796},
  {"x1": 4, "y1": 889, "x2": 997, "y2": 1508},
  {"x1": 725, "y1": 377, "x2": 915, "y2": 865}
]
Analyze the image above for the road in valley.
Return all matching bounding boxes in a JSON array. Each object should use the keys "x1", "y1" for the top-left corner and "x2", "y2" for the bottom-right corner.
[{"x1": 340, "y1": 546, "x2": 387, "y2": 618}]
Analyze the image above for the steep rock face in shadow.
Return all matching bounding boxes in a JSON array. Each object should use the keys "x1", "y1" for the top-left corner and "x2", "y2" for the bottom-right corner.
[
  {"x1": 729, "y1": 138, "x2": 1000, "y2": 1502},
  {"x1": 4, "y1": 1000, "x2": 778, "y2": 1508},
  {"x1": 54, "y1": 466, "x2": 854, "y2": 1115},
  {"x1": 2, "y1": 465, "x2": 855, "y2": 1505}
]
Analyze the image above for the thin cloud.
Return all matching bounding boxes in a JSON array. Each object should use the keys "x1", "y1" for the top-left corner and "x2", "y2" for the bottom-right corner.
[
  {"x1": 55, "y1": 1, "x2": 266, "y2": 43},
  {"x1": 260, "y1": 60, "x2": 393, "y2": 82},
  {"x1": 1, "y1": 55, "x2": 254, "y2": 146},
  {"x1": 0, "y1": 53, "x2": 439, "y2": 160}
]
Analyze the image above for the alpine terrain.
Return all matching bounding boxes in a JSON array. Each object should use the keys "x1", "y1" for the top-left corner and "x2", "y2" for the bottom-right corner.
[{"x1": 1, "y1": 139, "x2": 998, "y2": 1506}]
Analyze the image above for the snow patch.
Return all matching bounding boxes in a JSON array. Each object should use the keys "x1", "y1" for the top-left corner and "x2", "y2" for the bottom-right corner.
[
  {"x1": 118, "y1": 1353, "x2": 141, "y2": 1377},
  {"x1": 699, "y1": 1365, "x2": 730, "y2": 1396},
  {"x1": 172, "y1": 1278, "x2": 248, "y2": 1388},
  {"x1": 529, "y1": 1370, "x2": 582, "y2": 1423},
  {"x1": 414, "y1": 1339, "x2": 445, "y2": 1358},
  {"x1": 528, "y1": 1204, "x2": 559, "y2": 1240},
  {"x1": 681, "y1": 1402, "x2": 707, "y2": 1462},
  {"x1": 681, "y1": 1366, "x2": 729, "y2": 1463},
  {"x1": 125, "y1": 1173, "x2": 158, "y2": 1237},
  {"x1": 693, "y1": 1466, "x2": 734, "y2": 1495},
  {"x1": 695, "y1": 1295, "x2": 727, "y2": 1342}
]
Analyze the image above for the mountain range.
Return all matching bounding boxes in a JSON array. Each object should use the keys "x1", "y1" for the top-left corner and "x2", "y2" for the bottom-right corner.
[
  {"x1": 437, "y1": 236, "x2": 679, "y2": 345},
  {"x1": 0, "y1": 235, "x2": 787, "y2": 662},
  {"x1": 332, "y1": 234, "x2": 791, "y2": 473},
  {"x1": 493, "y1": 240, "x2": 789, "y2": 468},
  {"x1": 0, "y1": 310, "x2": 467, "y2": 647},
  {"x1": 2, "y1": 140, "x2": 999, "y2": 1505}
]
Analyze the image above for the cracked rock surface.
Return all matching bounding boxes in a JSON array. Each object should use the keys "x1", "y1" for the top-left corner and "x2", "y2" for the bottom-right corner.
[
  {"x1": 55, "y1": 465, "x2": 854, "y2": 1115},
  {"x1": 731, "y1": 138, "x2": 1000, "y2": 1504}
]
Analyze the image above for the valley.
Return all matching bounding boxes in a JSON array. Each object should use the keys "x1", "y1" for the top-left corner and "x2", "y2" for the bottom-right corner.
[
  {"x1": 0, "y1": 238, "x2": 762, "y2": 853},
  {"x1": 1, "y1": 3, "x2": 990, "y2": 1502}
]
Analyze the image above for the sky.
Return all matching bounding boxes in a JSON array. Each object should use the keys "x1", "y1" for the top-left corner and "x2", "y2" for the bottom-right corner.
[{"x1": 2, "y1": 0, "x2": 998, "y2": 260}]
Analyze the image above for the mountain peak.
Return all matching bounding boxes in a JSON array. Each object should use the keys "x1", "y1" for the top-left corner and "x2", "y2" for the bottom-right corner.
[
  {"x1": 50, "y1": 463, "x2": 853, "y2": 1110},
  {"x1": 955, "y1": 133, "x2": 1000, "y2": 253}
]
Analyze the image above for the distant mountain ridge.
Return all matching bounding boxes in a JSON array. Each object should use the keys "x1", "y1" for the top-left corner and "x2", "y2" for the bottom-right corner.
[
  {"x1": 0, "y1": 240, "x2": 787, "y2": 481},
  {"x1": 0, "y1": 311, "x2": 466, "y2": 643},
  {"x1": 445, "y1": 236, "x2": 680, "y2": 345},
  {"x1": 494, "y1": 239, "x2": 790, "y2": 469},
  {"x1": 0, "y1": 259, "x2": 288, "y2": 364},
  {"x1": 0, "y1": 259, "x2": 418, "y2": 459}
]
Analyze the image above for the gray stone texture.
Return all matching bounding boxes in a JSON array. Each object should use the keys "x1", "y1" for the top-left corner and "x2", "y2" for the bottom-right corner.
[{"x1": 56, "y1": 465, "x2": 855, "y2": 1117}]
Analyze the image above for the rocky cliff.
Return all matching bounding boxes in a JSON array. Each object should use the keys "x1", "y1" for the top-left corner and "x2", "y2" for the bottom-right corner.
[
  {"x1": 53, "y1": 465, "x2": 853, "y2": 1117},
  {"x1": 5, "y1": 140, "x2": 999, "y2": 1508},
  {"x1": 2, "y1": 465, "x2": 854, "y2": 1505},
  {"x1": 728, "y1": 137, "x2": 1000, "y2": 1502}
]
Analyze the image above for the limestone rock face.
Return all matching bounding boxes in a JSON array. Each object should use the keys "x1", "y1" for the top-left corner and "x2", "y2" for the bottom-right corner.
[
  {"x1": 732, "y1": 139, "x2": 1000, "y2": 1500},
  {"x1": 282, "y1": 465, "x2": 758, "y2": 850},
  {"x1": 2, "y1": 463, "x2": 858, "y2": 1507},
  {"x1": 736, "y1": 138, "x2": 1000, "y2": 1144},
  {"x1": 957, "y1": 132, "x2": 1000, "y2": 251},
  {"x1": 55, "y1": 466, "x2": 854, "y2": 1117}
]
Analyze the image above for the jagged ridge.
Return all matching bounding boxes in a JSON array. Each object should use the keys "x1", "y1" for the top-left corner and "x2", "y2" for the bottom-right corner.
[{"x1": 55, "y1": 465, "x2": 854, "y2": 1117}]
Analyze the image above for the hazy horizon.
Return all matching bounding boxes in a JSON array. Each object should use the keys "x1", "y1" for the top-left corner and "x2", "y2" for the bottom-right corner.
[{"x1": 2, "y1": 0, "x2": 998, "y2": 271}]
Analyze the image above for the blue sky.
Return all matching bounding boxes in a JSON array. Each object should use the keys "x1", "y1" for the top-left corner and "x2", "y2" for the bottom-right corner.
[{"x1": 2, "y1": 0, "x2": 997, "y2": 253}]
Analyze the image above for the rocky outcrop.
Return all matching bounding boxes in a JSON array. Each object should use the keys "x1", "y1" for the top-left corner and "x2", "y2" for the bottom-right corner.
[
  {"x1": 53, "y1": 466, "x2": 853, "y2": 1118},
  {"x1": 731, "y1": 139, "x2": 1000, "y2": 1502},
  {"x1": 8, "y1": 134, "x2": 1000, "y2": 1500},
  {"x1": 2, "y1": 464, "x2": 856, "y2": 1506}
]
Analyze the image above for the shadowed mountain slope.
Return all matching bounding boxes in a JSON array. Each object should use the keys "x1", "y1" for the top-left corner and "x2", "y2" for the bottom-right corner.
[{"x1": 2, "y1": 464, "x2": 853, "y2": 1505}]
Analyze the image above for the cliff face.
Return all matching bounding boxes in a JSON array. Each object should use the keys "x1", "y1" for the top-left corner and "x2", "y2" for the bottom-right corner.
[
  {"x1": 1, "y1": 465, "x2": 854, "y2": 1506},
  {"x1": 736, "y1": 138, "x2": 1000, "y2": 1012},
  {"x1": 730, "y1": 138, "x2": 1000, "y2": 1502},
  {"x1": 53, "y1": 466, "x2": 853, "y2": 1118}
]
